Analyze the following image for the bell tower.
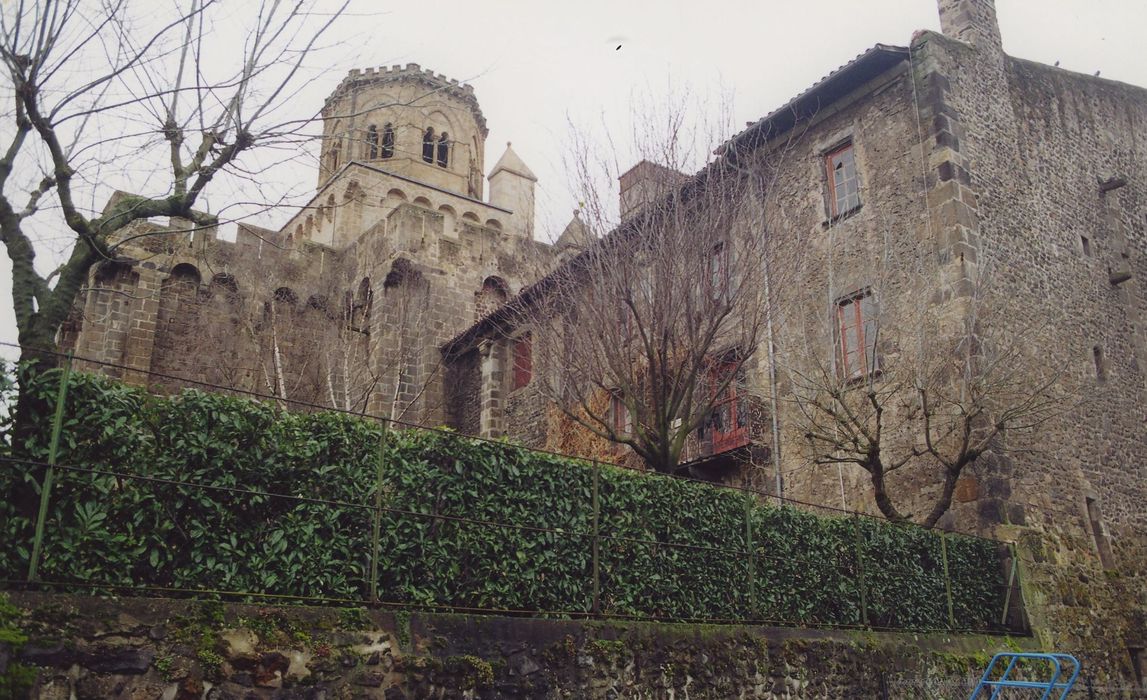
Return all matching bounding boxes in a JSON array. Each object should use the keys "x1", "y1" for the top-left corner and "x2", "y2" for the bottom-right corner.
[{"x1": 317, "y1": 64, "x2": 489, "y2": 198}]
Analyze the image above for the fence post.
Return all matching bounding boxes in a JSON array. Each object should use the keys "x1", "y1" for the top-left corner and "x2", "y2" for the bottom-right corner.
[
  {"x1": 369, "y1": 418, "x2": 391, "y2": 603},
  {"x1": 745, "y1": 492, "x2": 756, "y2": 619},
  {"x1": 853, "y1": 515, "x2": 869, "y2": 628},
  {"x1": 27, "y1": 356, "x2": 73, "y2": 583},
  {"x1": 1000, "y1": 541, "x2": 1020, "y2": 629},
  {"x1": 940, "y1": 531, "x2": 956, "y2": 629},
  {"x1": 591, "y1": 460, "x2": 601, "y2": 617}
]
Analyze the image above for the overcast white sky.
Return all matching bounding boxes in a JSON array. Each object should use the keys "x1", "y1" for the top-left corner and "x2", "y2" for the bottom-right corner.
[{"x1": 2, "y1": 0, "x2": 1145, "y2": 354}]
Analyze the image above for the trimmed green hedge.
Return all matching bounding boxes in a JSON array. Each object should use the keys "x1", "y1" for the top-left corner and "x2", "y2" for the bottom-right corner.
[{"x1": 0, "y1": 370, "x2": 1009, "y2": 630}]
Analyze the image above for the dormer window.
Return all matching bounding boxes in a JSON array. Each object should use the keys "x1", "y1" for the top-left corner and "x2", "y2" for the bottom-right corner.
[
  {"x1": 437, "y1": 133, "x2": 450, "y2": 167},
  {"x1": 381, "y1": 124, "x2": 395, "y2": 158},
  {"x1": 422, "y1": 128, "x2": 436, "y2": 163}
]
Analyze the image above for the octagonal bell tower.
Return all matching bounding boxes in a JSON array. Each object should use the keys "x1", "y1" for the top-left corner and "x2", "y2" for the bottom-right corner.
[{"x1": 317, "y1": 64, "x2": 489, "y2": 199}]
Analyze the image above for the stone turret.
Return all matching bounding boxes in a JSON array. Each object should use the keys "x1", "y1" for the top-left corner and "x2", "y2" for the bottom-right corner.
[
  {"x1": 488, "y1": 142, "x2": 537, "y2": 238},
  {"x1": 318, "y1": 64, "x2": 488, "y2": 198}
]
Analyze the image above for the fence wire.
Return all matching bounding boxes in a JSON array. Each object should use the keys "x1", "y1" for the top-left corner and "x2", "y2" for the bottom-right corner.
[{"x1": 0, "y1": 343, "x2": 1026, "y2": 635}]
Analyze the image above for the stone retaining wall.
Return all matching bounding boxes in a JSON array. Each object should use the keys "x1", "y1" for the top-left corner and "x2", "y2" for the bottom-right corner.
[{"x1": 0, "y1": 592, "x2": 1072, "y2": 700}]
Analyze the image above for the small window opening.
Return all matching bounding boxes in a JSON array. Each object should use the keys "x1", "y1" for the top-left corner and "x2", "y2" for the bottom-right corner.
[
  {"x1": 367, "y1": 125, "x2": 379, "y2": 159},
  {"x1": 1129, "y1": 648, "x2": 1146, "y2": 690},
  {"x1": 1086, "y1": 496, "x2": 1115, "y2": 569},
  {"x1": 422, "y1": 128, "x2": 435, "y2": 163},
  {"x1": 708, "y1": 242, "x2": 729, "y2": 302},
  {"x1": 1081, "y1": 235, "x2": 1092, "y2": 257},
  {"x1": 381, "y1": 124, "x2": 395, "y2": 158},
  {"x1": 1093, "y1": 345, "x2": 1106, "y2": 382},
  {"x1": 437, "y1": 133, "x2": 450, "y2": 167}
]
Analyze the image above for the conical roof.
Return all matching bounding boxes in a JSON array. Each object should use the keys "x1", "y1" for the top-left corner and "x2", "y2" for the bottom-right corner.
[
  {"x1": 555, "y1": 211, "x2": 589, "y2": 250},
  {"x1": 489, "y1": 142, "x2": 537, "y2": 182}
]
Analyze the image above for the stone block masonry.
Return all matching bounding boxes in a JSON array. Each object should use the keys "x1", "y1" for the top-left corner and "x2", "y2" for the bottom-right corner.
[{"x1": 1, "y1": 592, "x2": 1095, "y2": 699}]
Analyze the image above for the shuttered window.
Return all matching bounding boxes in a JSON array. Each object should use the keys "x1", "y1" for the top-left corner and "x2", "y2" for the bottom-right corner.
[{"x1": 512, "y1": 333, "x2": 532, "y2": 390}]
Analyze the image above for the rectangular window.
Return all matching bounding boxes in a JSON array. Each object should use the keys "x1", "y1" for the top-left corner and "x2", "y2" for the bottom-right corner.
[
  {"x1": 697, "y1": 360, "x2": 749, "y2": 454},
  {"x1": 609, "y1": 392, "x2": 632, "y2": 437},
  {"x1": 836, "y1": 290, "x2": 878, "y2": 380},
  {"x1": 707, "y1": 242, "x2": 729, "y2": 302},
  {"x1": 825, "y1": 142, "x2": 860, "y2": 218},
  {"x1": 511, "y1": 333, "x2": 532, "y2": 390}
]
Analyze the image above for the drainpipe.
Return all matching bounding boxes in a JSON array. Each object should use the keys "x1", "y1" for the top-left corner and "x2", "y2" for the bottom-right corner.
[
  {"x1": 758, "y1": 173, "x2": 784, "y2": 505},
  {"x1": 765, "y1": 269, "x2": 784, "y2": 505}
]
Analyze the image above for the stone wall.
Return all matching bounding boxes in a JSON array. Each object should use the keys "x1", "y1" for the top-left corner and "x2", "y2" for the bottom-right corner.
[
  {"x1": 1, "y1": 592, "x2": 1095, "y2": 700},
  {"x1": 63, "y1": 176, "x2": 550, "y2": 426},
  {"x1": 926, "y1": 20, "x2": 1147, "y2": 672}
]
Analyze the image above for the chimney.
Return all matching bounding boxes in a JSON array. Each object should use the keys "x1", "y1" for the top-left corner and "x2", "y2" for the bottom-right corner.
[
  {"x1": 618, "y1": 160, "x2": 688, "y2": 220},
  {"x1": 937, "y1": 0, "x2": 1003, "y2": 53}
]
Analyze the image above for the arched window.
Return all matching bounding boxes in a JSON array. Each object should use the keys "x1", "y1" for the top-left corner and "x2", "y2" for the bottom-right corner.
[
  {"x1": 475, "y1": 276, "x2": 509, "y2": 319},
  {"x1": 381, "y1": 123, "x2": 395, "y2": 158},
  {"x1": 330, "y1": 138, "x2": 341, "y2": 172},
  {"x1": 422, "y1": 128, "x2": 435, "y2": 163},
  {"x1": 367, "y1": 125, "x2": 379, "y2": 159},
  {"x1": 436, "y1": 133, "x2": 449, "y2": 167}
]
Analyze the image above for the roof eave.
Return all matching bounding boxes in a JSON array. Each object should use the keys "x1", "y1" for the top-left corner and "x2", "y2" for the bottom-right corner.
[{"x1": 726, "y1": 43, "x2": 910, "y2": 155}]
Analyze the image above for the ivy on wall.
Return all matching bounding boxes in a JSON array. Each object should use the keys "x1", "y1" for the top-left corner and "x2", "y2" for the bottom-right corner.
[{"x1": 0, "y1": 371, "x2": 1009, "y2": 631}]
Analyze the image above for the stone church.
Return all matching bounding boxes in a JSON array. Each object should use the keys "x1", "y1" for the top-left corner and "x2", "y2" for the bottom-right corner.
[
  {"x1": 62, "y1": 0, "x2": 1147, "y2": 683},
  {"x1": 63, "y1": 62, "x2": 556, "y2": 422}
]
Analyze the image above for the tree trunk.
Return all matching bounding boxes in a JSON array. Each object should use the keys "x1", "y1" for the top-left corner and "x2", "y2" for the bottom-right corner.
[
  {"x1": 921, "y1": 469, "x2": 961, "y2": 528},
  {"x1": 868, "y1": 460, "x2": 909, "y2": 523}
]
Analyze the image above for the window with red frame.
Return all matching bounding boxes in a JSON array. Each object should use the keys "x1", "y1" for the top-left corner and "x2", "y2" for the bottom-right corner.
[
  {"x1": 825, "y1": 142, "x2": 860, "y2": 218},
  {"x1": 699, "y1": 361, "x2": 749, "y2": 453},
  {"x1": 707, "y1": 242, "x2": 729, "y2": 302},
  {"x1": 836, "y1": 291, "x2": 878, "y2": 380},
  {"x1": 609, "y1": 392, "x2": 632, "y2": 437},
  {"x1": 511, "y1": 333, "x2": 532, "y2": 390}
]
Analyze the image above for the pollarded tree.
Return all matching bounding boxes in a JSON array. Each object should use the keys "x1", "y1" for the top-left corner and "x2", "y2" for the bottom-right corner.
[
  {"x1": 782, "y1": 267, "x2": 1065, "y2": 527},
  {"x1": 0, "y1": 0, "x2": 348, "y2": 384}
]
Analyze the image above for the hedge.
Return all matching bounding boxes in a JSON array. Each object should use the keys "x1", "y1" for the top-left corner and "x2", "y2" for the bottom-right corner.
[{"x1": 0, "y1": 370, "x2": 1009, "y2": 631}]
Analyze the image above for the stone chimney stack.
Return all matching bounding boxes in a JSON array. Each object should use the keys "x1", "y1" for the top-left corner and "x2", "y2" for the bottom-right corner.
[
  {"x1": 937, "y1": 0, "x2": 1003, "y2": 53},
  {"x1": 618, "y1": 161, "x2": 688, "y2": 221}
]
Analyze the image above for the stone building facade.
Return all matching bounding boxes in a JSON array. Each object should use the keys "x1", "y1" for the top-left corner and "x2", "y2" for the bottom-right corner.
[
  {"x1": 439, "y1": 0, "x2": 1147, "y2": 686},
  {"x1": 62, "y1": 0, "x2": 1147, "y2": 687},
  {"x1": 63, "y1": 64, "x2": 552, "y2": 424}
]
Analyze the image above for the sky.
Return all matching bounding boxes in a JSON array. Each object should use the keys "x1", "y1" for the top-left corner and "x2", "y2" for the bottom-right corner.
[{"x1": 2, "y1": 0, "x2": 1145, "y2": 353}]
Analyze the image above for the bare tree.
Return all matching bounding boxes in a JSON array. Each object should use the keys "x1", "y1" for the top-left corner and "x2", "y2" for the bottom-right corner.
[
  {"x1": 782, "y1": 268, "x2": 1065, "y2": 527},
  {"x1": 515, "y1": 104, "x2": 786, "y2": 474},
  {"x1": 0, "y1": 0, "x2": 348, "y2": 381}
]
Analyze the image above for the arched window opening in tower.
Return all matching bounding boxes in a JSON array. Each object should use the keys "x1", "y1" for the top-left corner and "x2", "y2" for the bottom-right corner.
[
  {"x1": 381, "y1": 124, "x2": 395, "y2": 158},
  {"x1": 367, "y1": 125, "x2": 379, "y2": 159},
  {"x1": 422, "y1": 128, "x2": 436, "y2": 163},
  {"x1": 437, "y1": 133, "x2": 449, "y2": 167}
]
